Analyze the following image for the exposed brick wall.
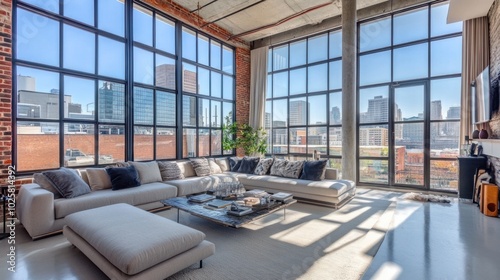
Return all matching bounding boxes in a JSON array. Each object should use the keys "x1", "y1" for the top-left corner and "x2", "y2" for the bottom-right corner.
[
  {"x1": 235, "y1": 48, "x2": 251, "y2": 156},
  {"x1": 489, "y1": 0, "x2": 500, "y2": 137},
  {"x1": 0, "y1": 0, "x2": 11, "y2": 185}
]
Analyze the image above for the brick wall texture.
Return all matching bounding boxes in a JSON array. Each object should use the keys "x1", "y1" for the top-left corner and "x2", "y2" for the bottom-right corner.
[
  {"x1": 0, "y1": 0, "x2": 12, "y2": 185},
  {"x1": 489, "y1": 0, "x2": 500, "y2": 137}
]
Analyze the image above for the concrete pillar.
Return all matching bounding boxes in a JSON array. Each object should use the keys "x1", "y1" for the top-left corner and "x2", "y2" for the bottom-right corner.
[{"x1": 341, "y1": 0, "x2": 357, "y2": 181}]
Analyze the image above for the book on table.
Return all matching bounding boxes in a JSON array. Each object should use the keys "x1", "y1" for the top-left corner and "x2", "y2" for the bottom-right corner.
[
  {"x1": 188, "y1": 194, "x2": 215, "y2": 203},
  {"x1": 227, "y1": 206, "x2": 253, "y2": 216},
  {"x1": 244, "y1": 189, "x2": 268, "y2": 197},
  {"x1": 270, "y1": 192, "x2": 293, "y2": 201},
  {"x1": 206, "y1": 199, "x2": 233, "y2": 209}
]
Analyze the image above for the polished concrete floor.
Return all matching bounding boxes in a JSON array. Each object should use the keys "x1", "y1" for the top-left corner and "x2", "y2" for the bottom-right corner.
[
  {"x1": 363, "y1": 198, "x2": 500, "y2": 280},
  {"x1": 1, "y1": 189, "x2": 500, "y2": 280}
]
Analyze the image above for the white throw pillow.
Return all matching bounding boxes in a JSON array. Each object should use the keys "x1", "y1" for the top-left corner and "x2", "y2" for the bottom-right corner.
[{"x1": 130, "y1": 161, "x2": 162, "y2": 184}]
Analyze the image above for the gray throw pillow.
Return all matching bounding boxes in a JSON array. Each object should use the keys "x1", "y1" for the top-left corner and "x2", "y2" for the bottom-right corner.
[
  {"x1": 42, "y1": 168, "x2": 91, "y2": 199},
  {"x1": 158, "y1": 161, "x2": 185, "y2": 181},
  {"x1": 282, "y1": 160, "x2": 304, "y2": 179},
  {"x1": 190, "y1": 158, "x2": 212, "y2": 177},
  {"x1": 270, "y1": 159, "x2": 288, "y2": 177},
  {"x1": 33, "y1": 173, "x2": 62, "y2": 199},
  {"x1": 227, "y1": 157, "x2": 242, "y2": 172},
  {"x1": 254, "y1": 158, "x2": 274, "y2": 175},
  {"x1": 130, "y1": 161, "x2": 162, "y2": 184}
]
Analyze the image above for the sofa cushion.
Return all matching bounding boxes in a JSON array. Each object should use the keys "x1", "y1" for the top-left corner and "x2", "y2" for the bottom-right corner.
[
  {"x1": 42, "y1": 168, "x2": 91, "y2": 199},
  {"x1": 208, "y1": 158, "x2": 222, "y2": 174},
  {"x1": 270, "y1": 159, "x2": 288, "y2": 177},
  {"x1": 158, "y1": 161, "x2": 185, "y2": 181},
  {"x1": 167, "y1": 173, "x2": 239, "y2": 196},
  {"x1": 239, "y1": 175, "x2": 355, "y2": 198},
  {"x1": 54, "y1": 182, "x2": 178, "y2": 219},
  {"x1": 130, "y1": 161, "x2": 162, "y2": 184},
  {"x1": 106, "y1": 165, "x2": 141, "y2": 191},
  {"x1": 176, "y1": 161, "x2": 196, "y2": 178},
  {"x1": 33, "y1": 173, "x2": 62, "y2": 199},
  {"x1": 190, "y1": 157, "x2": 212, "y2": 177},
  {"x1": 254, "y1": 158, "x2": 273, "y2": 175},
  {"x1": 215, "y1": 158, "x2": 229, "y2": 172},
  {"x1": 64, "y1": 203, "x2": 206, "y2": 275},
  {"x1": 237, "y1": 157, "x2": 260, "y2": 174},
  {"x1": 86, "y1": 168, "x2": 113, "y2": 191},
  {"x1": 300, "y1": 160, "x2": 328, "y2": 181},
  {"x1": 228, "y1": 157, "x2": 242, "y2": 172},
  {"x1": 282, "y1": 160, "x2": 304, "y2": 179}
]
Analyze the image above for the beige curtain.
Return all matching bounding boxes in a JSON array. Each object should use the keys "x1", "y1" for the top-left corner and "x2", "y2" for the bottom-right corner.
[
  {"x1": 461, "y1": 17, "x2": 490, "y2": 145},
  {"x1": 249, "y1": 46, "x2": 269, "y2": 129}
]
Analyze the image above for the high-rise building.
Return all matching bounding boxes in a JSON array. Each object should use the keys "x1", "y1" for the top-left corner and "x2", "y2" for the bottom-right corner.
[
  {"x1": 431, "y1": 100, "x2": 442, "y2": 120},
  {"x1": 133, "y1": 87, "x2": 154, "y2": 126},
  {"x1": 447, "y1": 106, "x2": 460, "y2": 119},
  {"x1": 155, "y1": 64, "x2": 176, "y2": 89},
  {"x1": 182, "y1": 67, "x2": 197, "y2": 93},
  {"x1": 330, "y1": 106, "x2": 341, "y2": 124},
  {"x1": 362, "y1": 96, "x2": 388, "y2": 123},
  {"x1": 98, "y1": 82, "x2": 125, "y2": 123},
  {"x1": 289, "y1": 100, "x2": 307, "y2": 125},
  {"x1": 359, "y1": 126, "x2": 388, "y2": 146}
]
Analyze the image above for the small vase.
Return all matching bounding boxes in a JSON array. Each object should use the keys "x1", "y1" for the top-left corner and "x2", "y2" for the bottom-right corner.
[
  {"x1": 472, "y1": 130, "x2": 480, "y2": 139},
  {"x1": 479, "y1": 129, "x2": 489, "y2": 139}
]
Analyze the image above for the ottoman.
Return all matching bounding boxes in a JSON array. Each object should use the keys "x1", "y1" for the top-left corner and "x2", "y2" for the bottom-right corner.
[{"x1": 63, "y1": 203, "x2": 215, "y2": 280}]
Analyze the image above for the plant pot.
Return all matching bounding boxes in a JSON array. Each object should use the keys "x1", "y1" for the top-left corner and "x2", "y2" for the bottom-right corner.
[{"x1": 472, "y1": 130, "x2": 480, "y2": 139}]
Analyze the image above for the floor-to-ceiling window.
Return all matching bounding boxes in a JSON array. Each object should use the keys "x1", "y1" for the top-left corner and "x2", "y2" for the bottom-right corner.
[
  {"x1": 266, "y1": 29, "x2": 343, "y2": 169},
  {"x1": 357, "y1": 1, "x2": 462, "y2": 191},
  {"x1": 13, "y1": 0, "x2": 235, "y2": 172}
]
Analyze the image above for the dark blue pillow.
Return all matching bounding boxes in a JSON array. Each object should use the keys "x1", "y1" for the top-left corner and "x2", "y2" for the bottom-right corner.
[
  {"x1": 227, "y1": 157, "x2": 242, "y2": 172},
  {"x1": 237, "y1": 157, "x2": 260, "y2": 174},
  {"x1": 300, "y1": 160, "x2": 328, "y2": 181},
  {"x1": 106, "y1": 165, "x2": 141, "y2": 191}
]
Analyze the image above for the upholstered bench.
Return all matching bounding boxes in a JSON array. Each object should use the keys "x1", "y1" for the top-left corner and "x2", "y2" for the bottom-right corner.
[{"x1": 63, "y1": 203, "x2": 215, "y2": 280}]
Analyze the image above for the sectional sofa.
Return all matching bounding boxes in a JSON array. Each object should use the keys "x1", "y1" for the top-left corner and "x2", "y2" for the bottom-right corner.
[{"x1": 17, "y1": 158, "x2": 356, "y2": 240}]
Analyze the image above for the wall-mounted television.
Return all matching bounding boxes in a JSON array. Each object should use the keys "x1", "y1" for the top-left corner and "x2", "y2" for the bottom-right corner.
[{"x1": 472, "y1": 66, "x2": 490, "y2": 124}]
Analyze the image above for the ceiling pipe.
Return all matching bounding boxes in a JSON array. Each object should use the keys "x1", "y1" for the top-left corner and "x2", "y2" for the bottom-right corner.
[
  {"x1": 228, "y1": 2, "x2": 332, "y2": 40},
  {"x1": 201, "y1": 0, "x2": 267, "y2": 28}
]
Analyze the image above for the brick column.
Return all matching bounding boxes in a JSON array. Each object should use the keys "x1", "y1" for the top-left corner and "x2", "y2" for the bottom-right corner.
[
  {"x1": 0, "y1": 0, "x2": 12, "y2": 183},
  {"x1": 235, "y1": 47, "x2": 250, "y2": 157}
]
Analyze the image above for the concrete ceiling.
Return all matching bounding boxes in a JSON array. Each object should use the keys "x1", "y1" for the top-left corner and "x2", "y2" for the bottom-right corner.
[
  {"x1": 447, "y1": 0, "x2": 495, "y2": 23},
  {"x1": 173, "y1": 0, "x2": 387, "y2": 42}
]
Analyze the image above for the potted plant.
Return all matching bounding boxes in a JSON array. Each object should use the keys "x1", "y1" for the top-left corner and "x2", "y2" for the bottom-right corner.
[{"x1": 222, "y1": 116, "x2": 267, "y2": 156}]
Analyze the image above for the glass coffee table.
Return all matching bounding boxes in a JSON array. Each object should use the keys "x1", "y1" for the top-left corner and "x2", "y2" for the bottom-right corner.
[{"x1": 161, "y1": 196, "x2": 296, "y2": 228}]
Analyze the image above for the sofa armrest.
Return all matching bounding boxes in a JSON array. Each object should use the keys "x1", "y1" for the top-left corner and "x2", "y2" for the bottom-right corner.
[
  {"x1": 17, "y1": 183, "x2": 57, "y2": 239},
  {"x1": 324, "y1": 168, "x2": 338, "y2": 180}
]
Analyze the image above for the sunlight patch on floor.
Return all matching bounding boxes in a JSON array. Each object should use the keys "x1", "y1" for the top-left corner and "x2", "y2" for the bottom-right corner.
[{"x1": 270, "y1": 219, "x2": 338, "y2": 247}]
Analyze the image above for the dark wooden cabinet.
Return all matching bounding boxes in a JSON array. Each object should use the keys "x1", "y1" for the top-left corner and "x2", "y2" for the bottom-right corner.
[{"x1": 457, "y1": 156, "x2": 487, "y2": 199}]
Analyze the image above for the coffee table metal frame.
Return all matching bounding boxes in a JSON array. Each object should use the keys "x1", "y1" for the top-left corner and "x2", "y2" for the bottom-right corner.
[{"x1": 161, "y1": 197, "x2": 296, "y2": 228}]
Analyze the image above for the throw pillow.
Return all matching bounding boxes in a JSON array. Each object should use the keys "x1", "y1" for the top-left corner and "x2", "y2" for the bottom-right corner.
[
  {"x1": 86, "y1": 168, "x2": 113, "y2": 191},
  {"x1": 33, "y1": 173, "x2": 62, "y2": 199},
  {"x1": 158, "y1": 161, "x2": 185, "y2": 181},
  {"x1": 130, "y1": 161, "x2": 162, "y2": 184},
  {"x1": 254, "y1": 158, "x2": 274, "y2": 175},
  {"x1": 190, "y1": 158, "x2": 212, "y2": 177},
  {"x1": 106, "y1": 165, "x2": 141, "y2": 191},
  {"x1": 270, "y1": 159, "x2": 288, "y2": 177},
  {"x1": 208, "y1": 158, "x2": 222, "y2": 174},
  {"x1": 282, "y1": 160, "x2": 304, "y2": 179},
  {"x1": 237, "y1": 156, "x2": 260, "y2": 174},
  {"x1": 227, "y1": 157, "x2": 242, "y2": 172},
  {"x1": 300, "y1": 160, "x2": 328, "y2": 181},
  {"x1": 42, "y1": 168, "x2": 91, "y2": 198},
  {"x1": 105, "y1": 161, "x2": 130, "y2": 168}
]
